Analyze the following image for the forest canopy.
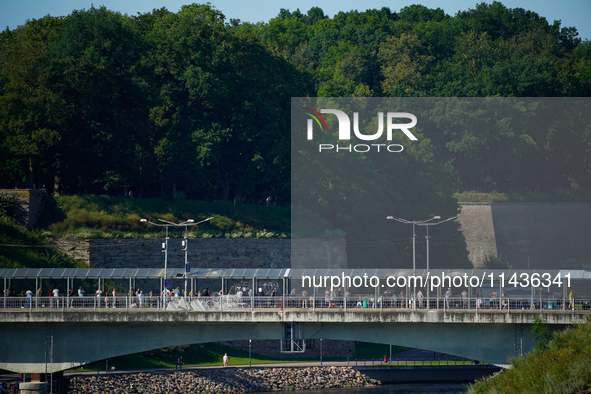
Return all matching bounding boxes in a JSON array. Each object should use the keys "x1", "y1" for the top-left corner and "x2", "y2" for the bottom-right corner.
[
  {"x1": 1, "y1": 2, "x2": 590, "y2": 202},
  {"x1": 2, "y1": 2, "x2": 590, "y2": 268}
]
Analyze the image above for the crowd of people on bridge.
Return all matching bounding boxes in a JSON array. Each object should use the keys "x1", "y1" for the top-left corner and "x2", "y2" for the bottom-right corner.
[{"x1": 2, "y1": 283, "x2": 587, "y2": 311}]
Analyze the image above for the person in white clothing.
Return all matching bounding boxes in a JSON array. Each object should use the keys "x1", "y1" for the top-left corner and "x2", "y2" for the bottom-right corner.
[
  {"x1": 26, "y1": 289, "x2": 33, "y2": 308},
  {"x1": 96, "y1": 288, "x2": 102, "y2": 308},
  {"x1": 52, "y1": 286, "x2": 59, "y2": 309},
  {"x1": 417, "y1": 290, "x2": 424, "y2": 309}
]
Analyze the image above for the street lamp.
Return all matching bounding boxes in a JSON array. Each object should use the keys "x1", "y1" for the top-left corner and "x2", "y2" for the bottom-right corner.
[
  {"x1": 179, "y1": 218, "x2": 213, "y2": 297},
  {"x1": 417, "y1": 216, "x2": 456, "y2": 300},
  {"x1": 140, "y1": 217, "x2": 213, "y2": 308},
  {"x1": 386, "y1": 215, "x2": 441, "y2": 310},
  {"x1": 417, "y1": 216, "x2": 456, "y2": 273}
]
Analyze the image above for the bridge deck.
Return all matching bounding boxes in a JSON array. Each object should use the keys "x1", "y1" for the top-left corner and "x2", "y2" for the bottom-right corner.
[{"x1": 0, "y1": 307, "x2": 586, "y2": 325}]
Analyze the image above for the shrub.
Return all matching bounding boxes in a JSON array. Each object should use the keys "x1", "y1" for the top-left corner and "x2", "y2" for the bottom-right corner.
[
  {"x1": 42, "y1": 195, "x2": 290, "y2": 239},
  {"x1": 0, "y1": 194, "x2": 16, "y2": 218}
]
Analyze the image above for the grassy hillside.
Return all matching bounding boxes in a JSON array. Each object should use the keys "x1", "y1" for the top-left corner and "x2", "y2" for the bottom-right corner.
[
  {"x1": 454, "y1": 191, "x2": 591, "y2": 203},
  {"x1": 0, "y1": 216, "x2": 88, "y2": 296},
  {"x1": 39, "y1": 195, "x2": 291, "y2": 239},
  {"x1": 0, "y1": 216, "x2": 84, "y2": 269},
  {"x1": 468, "y1": 319, "x2": 591, "y2": 393},
  {"x1": 34, "y1": 193, "x2": 591, "y2": 240}
]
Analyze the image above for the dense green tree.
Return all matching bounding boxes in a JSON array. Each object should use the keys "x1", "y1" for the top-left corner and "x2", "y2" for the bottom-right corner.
[
  {"x1": 191, "y1": 31, "x2": 309, "y2": 202},
  {"x1": 128, "y1": 7, "x2": 171, "y2": 38},
  {"x1": 146, "y1": 4, "x2": 227, "y2": 198},
  {"x1": 1, "y1": 2, "x2": 589, "y2": 202},
  {"x1": 0, "y1": 17, "x2": 63, "y2": 189},
  {"x1": 317, "y1": 41, "x2": 375, "y2": 96},
  {"x1": 46, "y1": 6, "x2": 147, "y2": 194},
  {"x1": 258, "y1": 12, "x2": 311, "y2": 56},
  {"x1": 2, "y1": 1, "x2": 590, "y2": 270},
  {"x1": 397, "y1": 4, "x2": 446, "y2": 23},
  {"x1": 378, "y1": 33, "x2": 435, "y2": 96},
  {"x1": 572, "y1": 40, "x2": 591, "y2": 93},
  {"x1": 148, "y1": 4, "x2": 310, "y2": 201}
]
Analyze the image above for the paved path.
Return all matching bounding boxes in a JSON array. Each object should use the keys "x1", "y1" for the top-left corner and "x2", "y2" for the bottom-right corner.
[
  {"x1": 0, "y1": 358, "x2": 467, "y2": 377},
  {"x1": 0, "y1": 355, "x2": 470, "y2": 389}
]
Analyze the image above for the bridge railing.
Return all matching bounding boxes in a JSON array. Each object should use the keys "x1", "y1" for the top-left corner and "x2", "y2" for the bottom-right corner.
[
  {"x1": 2, "y1": 295, "x2": 590, "y2": 312},
  {"x1": 0, "y1": 296, "x2": 164, "y2": 310},
  {"x1": 281, "y1": 296, "x2": 591, "y2": 312}
]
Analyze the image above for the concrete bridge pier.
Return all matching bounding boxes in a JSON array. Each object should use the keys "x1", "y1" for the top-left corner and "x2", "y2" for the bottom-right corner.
[
  {"x1": 19, "y1": 382, "x2": 47, "y2": 394},
  {"x1": 18, "y1": 372, "x2": 68, "y2": 394}
]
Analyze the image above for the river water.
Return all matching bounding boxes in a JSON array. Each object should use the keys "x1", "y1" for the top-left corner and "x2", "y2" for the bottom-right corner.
[{"x1": 259, "y1": 383, "x2": 468, "y2": 394}]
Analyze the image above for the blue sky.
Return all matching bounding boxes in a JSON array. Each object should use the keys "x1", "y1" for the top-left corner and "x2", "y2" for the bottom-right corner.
[{"x1": 2, "y1": 0, "x2": 590, "y2": 41}]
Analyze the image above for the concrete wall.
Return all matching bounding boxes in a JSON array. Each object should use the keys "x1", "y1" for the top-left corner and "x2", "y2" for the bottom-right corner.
[
  {"x1": 216, "y1": 339, "x2": 355, "y2": 359},
  {"x1": 457, "y1": 203, "x2": 497, "y2": 268},
  {"x1": 491, "y1": 203, "x2": 591, "y2": 270},
  {"x1": 0, "y1": 189, "x2": 46, "y2": 230},
  {"x1": 458, "y1": 202, "x2": 591, "y2": 269},
  {"x1": 291, "y1": 238, "x2": 348, "y2": 269},
  {"x1": 356, "y1": 365, "x2": 502, "y2": 384}
]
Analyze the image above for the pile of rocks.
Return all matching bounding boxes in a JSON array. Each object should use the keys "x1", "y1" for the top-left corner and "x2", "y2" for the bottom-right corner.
[
  {"x1": 69, "y1": 366, "x2": 378, "y2": 394},
  {"x1": 241, "y1": 366, "x2": 376, "y2": 391}
]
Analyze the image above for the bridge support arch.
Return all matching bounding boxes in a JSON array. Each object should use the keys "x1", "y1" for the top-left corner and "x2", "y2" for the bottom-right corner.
[{"x1": 0, "y1": 309, "x2": 580, "y2": 373}]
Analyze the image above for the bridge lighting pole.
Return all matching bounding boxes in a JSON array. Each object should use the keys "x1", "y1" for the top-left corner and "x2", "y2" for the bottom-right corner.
[
  {"x1": 182, "y1": 222, "x2": 190, "y2": 298},
  {"x1": 386, "y1": 215, "x2": 441, "y2": 311},
  {"x1": 417, "y1": 217, "x2": 456, "y2": 301},
  {"x1": 140, "y1": 217, "x2": 213, "y2": 308}
]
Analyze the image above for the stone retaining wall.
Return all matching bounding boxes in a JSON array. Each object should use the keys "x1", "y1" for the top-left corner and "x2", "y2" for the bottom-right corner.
[
  {"x1": 51, "y1": 238, "x2": 350, "y2": 270},
  {"x1": 0, "y1": 189, "x2": 46, "y2": 230},
  {"x1": 51, "y1": 238, "x2": 292, "y2": 269}
]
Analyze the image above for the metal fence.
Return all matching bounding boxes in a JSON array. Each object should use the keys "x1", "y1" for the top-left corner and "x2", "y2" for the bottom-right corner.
[
  {"x1": 0, "y1": 296, "x2": 162, "y2": 311},
  {"x1": 2, "y1": 295, "x2": 590, "y2": 312},
  {"x1": 280, "y1": 296, "x2": 590, "y2": 312}
]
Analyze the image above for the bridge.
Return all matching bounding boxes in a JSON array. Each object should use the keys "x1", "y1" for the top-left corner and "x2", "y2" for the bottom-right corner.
[{"x1": 1, "y1": 268, "x2": 590, "y2": 373}]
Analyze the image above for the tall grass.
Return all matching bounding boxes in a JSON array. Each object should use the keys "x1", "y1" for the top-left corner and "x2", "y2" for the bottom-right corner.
[
  {"x1": 43, "y1": 195, "x2": 290, "y2": 239},
  {"x1": 0, "y1": 216, "x2": 87, "y2": 294},
  {"x1": 468, "y1": 319, "x2": 591, "y2": 393},
  {"x1": 455, "y1": 191, "x2": 591, "y2": 203},
  {"x1": 0, "y1": 216, "x2": 85, "y2": 269}
]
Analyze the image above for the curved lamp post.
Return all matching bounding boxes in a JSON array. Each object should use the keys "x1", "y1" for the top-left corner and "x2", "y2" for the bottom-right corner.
[
  {"x1": 386, "y1": 215, "x2": 442, "y2": 310},
  {"x1": 417, "y1": 216, "x2": 456, "y2": 273},
  {"x1": 140, "y1": 217, "x2": 213, "y2": 307},
  {"x1": 417, "y1": 216, "x2": 456, "y2": 300}
]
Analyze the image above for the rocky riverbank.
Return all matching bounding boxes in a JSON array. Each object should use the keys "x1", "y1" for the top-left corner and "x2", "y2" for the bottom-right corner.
[{"x1": 69, "y1": 366, "x2": 378, "y2": 394}]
